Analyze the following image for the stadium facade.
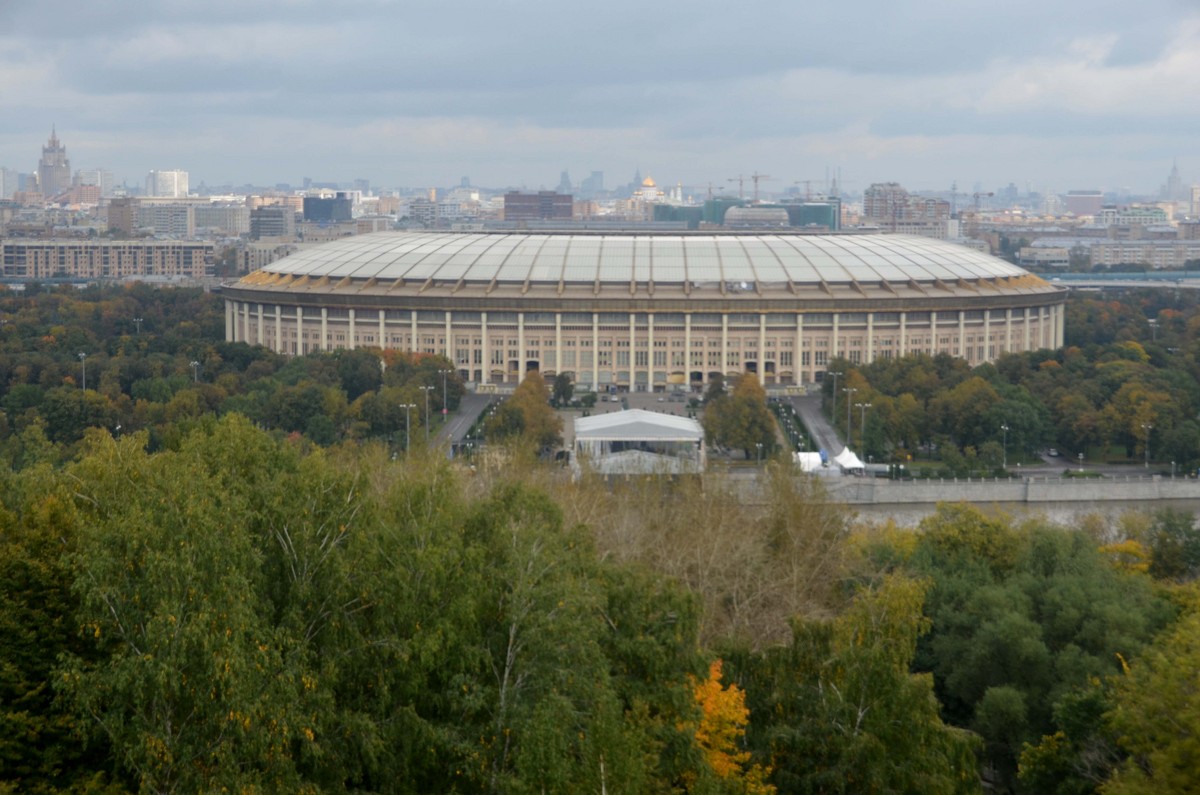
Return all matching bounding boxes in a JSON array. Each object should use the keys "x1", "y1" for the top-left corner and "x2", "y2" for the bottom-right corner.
[{"x1": 222, "y1": 231, "x2": 1066, "y2": 390}]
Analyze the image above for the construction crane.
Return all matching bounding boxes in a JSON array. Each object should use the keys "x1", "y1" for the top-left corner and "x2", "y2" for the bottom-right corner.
[
  {"x1": 749, "y1": 172, "x2": 772, "y2": 202},
  {"x1": 728, "y1": 172, "x2": 774, "y2": 202},
  {"x1": 728, "y1": 175, "x2": 747, "y2": 200},
  {"x1": 794, "y1": 180, "x2": 823, "y2": 200}
]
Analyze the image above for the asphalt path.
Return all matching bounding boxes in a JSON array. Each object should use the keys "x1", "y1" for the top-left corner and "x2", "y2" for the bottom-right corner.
[
  {"x1": 787, "y1": 393, "x2": 846, "y2": 457},
  {"x1": 435, "y1": 392, "x2": 496, "y2": 447}
]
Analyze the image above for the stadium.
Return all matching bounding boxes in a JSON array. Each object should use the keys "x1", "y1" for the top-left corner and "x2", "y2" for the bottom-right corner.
[{"x1": 222, "y1": 231, "x2": 1066, "y2": 391}]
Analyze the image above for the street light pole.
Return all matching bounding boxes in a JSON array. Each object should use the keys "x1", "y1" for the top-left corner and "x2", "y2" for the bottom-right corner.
[
  {"x1": 856, "y1": 402, "x2": 872, "y2": 450},
  {"x1": 1141, "y1": 423, "x2": 1153, "y2": 468},
  {"x1": 755, "y1": 442, "x2": 763, "y2": 466},
  {"x1": 401, "y1": 403, "x2": 415, "y2": 454},
  {"x1": 1001, "y1": 423, "x2": 1010, "y2": 470},
  {"x1": 439, "y1": 368, "x2": 452, "y2": 419},
  {"x1": 842, "y1": 387, "x2": 857, "y2": 444},
  {"x1": 78, "y1": 352, "x2": 87, "y2": 390},
  {"x1": 133, "y1": 316, "x2": 143, "y2": 335},
  {"x1": 190, "y1": 360, "x2": 200, "y2": 384},
  {"x1": 827, "y1": 370, "x2": 842, "y2": 421},
  {"x1": 420, "y1": 385, "x2": 434, "y2": 444}
]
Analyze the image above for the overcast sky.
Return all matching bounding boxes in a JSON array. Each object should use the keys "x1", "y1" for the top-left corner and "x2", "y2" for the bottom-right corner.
[{"x1": 1, "y1": 0, "x2": 1197, "y2": 196}]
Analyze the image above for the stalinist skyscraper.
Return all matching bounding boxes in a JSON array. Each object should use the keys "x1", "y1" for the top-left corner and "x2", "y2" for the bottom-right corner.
[{"x1": 37, "y1": 127, "x2": 71, "y2": 197}]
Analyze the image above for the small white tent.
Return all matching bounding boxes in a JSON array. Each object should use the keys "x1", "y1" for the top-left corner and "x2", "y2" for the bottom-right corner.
[{"x1": 833, "y1": 447, "x2": 865, "y2": 472}]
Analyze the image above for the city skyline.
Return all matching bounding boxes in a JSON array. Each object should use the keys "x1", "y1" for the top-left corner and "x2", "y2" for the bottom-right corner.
[{"x1": 1, "y1": 1, "x2": 1198, "y2": 195}]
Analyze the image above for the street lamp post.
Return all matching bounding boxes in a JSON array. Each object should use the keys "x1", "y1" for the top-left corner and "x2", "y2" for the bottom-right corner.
[
  {"x1": 1078, "y1": 452, "x2": 1084, "y2": 473},
  {"x1": 78, "y1": 352, "x2": 87, "y2": 390},
  {"x1": 1141, "y1": 423, "x2": 1153, "y2": 468},
  {"x1": 842, "y1": 387, "x2": 857, "y2": 444},
  {"x1": 133, "y1": 317, "x2": 143, "y2": 335},
  {"x1": 420, "y1": 385, "x2": 434, "y2": 444},
  {"x1": 827, "y1": 370, "x2": 842, "y2": 421},
  {"x1": 1001, "y1": 423, "x2": 1010, "y2": 470},
  {"x1": 401, "y1": 403, "x2": 416, "y2": 453},
  {"x1": 1149, "y1": 318, "x2": 1159, "y2": 341},
  {"x1": 755, "y1": 442, "x2": 763, "y2": 466},
  {"x1": 190, "y1": 360, "x2": 200, "y2": 384},
  {"x1": 439, "y1": 368, "x2": 452, "y2": 419},
  {"x1": 856, "y1": 402, "x2": 872, "y2": 450}
]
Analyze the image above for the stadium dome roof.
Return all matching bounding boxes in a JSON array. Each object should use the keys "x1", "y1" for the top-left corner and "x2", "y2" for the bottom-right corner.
[{"x1": 257, "y1": 231, "x2": 1031, "y2": 288}]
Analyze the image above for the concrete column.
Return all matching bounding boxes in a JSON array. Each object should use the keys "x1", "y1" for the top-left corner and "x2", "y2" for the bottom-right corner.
[
  {"x1": 795, "y1": 313, "x2": 804, "y2": 384},
  {"x1": 958, "y1": 311, "x2": 966, "y2": 361},
  {"x1": 721, "y1": 314, "x2": 729, "y2": 379},
  {"x1": 1024, "y1": 308, "x2": 1032, "y2": 351},
  {"x1": 930, "y1": 311, "x2": 937, "y2": 356},
  {"x1": 555, "y1": 312, "x2": 562, "y2": 380},
  {"x1": 831, "y1": 313, "x2": 839, "y2": 359},
  {"x1": 410, "y1": 314, "x2": 418, "y2": 354},
  {"x1": 647, "y1": 313, "x2": 655, "y2": 390},
  {"x1": 518, "y1": 312, "x2": 526, "y2": 383},
  {"x1": 866, "y1": 313, "x2": 874, "y2": 363},
  {"x1": 296, "y1": 306, "x2": 303, "y2": 354},
  {"x1": 242, "y1": 303, "x2": 250, "y2": 344},
  {"x1": 481, "y1": 312, "x2": 489, "y2": 385},
  {"x1": 320, "y1": 307, "x2": 329, "y2": 351},
  {"x1": 899, "y1": 311, "x2": 907, "y2": 357},
  {"x1": 685, "y1": 313, "x2": 693, "y2": 387},
  {"x1": 1005, "y1": 308, "x2": 1013, "y2": 355},
  {"x1": 257, "y1": 304, "x2": 264, "y2": 346},
  {"x1": 348, "y1": 308, "x2": 356, "y2": 350},
  {"x1": 274, "y1": 305, "x2": 282, "y2": 354},
  {"x1": 758, "y1": 314, "x2": 766, "y2": 381},
  {"x1": 225, "y1": 301, "x2": 234, "y2": 341},
  {"x1": 445, "y1": 311, "x2": 452, "y2": 362},
  {"x1": 1055, "y1": 304, "x2": 1064, "y2": 347},
  {"x1": 983, "y1": 311, "x2": 990, "y2": 362},
  {"x1": 378, "y1": 310, "x2": 385, "y2": 349},
  {"x1": 592, "y1": 312, "x2": 599, "y2": 389}
]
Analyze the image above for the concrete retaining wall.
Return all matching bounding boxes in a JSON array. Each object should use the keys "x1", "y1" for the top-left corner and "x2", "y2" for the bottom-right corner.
[{"x1": 823, "y1": 475, "x2": 1200, "y2": 505}]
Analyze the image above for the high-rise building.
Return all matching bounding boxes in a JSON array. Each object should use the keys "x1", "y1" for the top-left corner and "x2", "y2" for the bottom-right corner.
[
  {"x1": 250, "y1": 206, "x2": 297, "y2": 240},
  {"x1": 503, "y1": 191, "x2": 573, "y2": 222},
  {"x1": 1162, "y1": 161, "x2": 1184, "y2": 202},
  {"x1": 75, "y1": 168, "x2": 115, "y2": 198},
  {"x1": 37, "y1": 127, "x2": 71, "y2": 198},
  {"x1": 303, "y1": 194, "x2": 353, "y2": 222},
  {"x1": 106, "y1": 198, "x2": 139, "y2": 236},
  {"x1": 0, "y1": 167, "x2": 17, "y2": 200},
  {"x1": 145, "y1": 169, "x2": 189, "y2": 198}
]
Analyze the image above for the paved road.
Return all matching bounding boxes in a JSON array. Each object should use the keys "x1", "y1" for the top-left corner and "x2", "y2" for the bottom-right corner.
[
  {"x1": 788, "y1": 393, "x2": 845, "y2": 456},
  {"x1": 434, "y1": 392, "x2": 496, "y2": 447}
]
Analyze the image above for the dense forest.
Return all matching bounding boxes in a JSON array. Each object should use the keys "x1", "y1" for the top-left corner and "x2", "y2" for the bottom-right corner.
[{"x1": 2, "y1": 284, "x2": 1200, "y2": 793}]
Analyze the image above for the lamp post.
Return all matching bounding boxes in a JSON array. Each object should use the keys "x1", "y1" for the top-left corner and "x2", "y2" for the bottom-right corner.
[
  {"x1": 755, "y1": 442, "x2": 763, "y2": 466},
  {"x1": 856, "y1": 402, "x2": 872, "y2": 450},
  {"x1": 1001, "y1": 423, "x2": 1010, "y2": 470},
  {"x1": 842, "y1": 387, "x2": 857, "y2": 444},
  {"x1": 1141, "y1": 423, "x2": 1153, "y2": 468},
  {"x1": 827, "y1": 370, "x2": 842, "y2": 419},
  {"x1": 401, "y1": 403, "x2": 416, "y2": 453},
  {"x1": 133, "y1": 316, "x2": 143, "y2": 335},
  {"x1": 419, "y1": 385, "x2": 434, "y2": 444},
  {"x1": 1148, "y1": 318, "x2": 1159, "y2": 341},
  {"x1": 78, "y1": 352, "x2": 87, "y2": 390},
  {"x1": 439, "y1": 368, "x2": 452, "y2": 419},
  {"x1": 190, "y1": 360, "x2": 200, "y2": 384},
  {"x1": 1078, "y1": 452, "x2": 1084, "y2": 473}
]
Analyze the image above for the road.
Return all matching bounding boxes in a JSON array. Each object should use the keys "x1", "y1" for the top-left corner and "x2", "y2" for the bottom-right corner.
[
  {"x1": 434, "y1": 392, "x2": 496, "y2": 448},
  {"x1": 787, "y1": 393, "x2": 845, "y2": 457}
]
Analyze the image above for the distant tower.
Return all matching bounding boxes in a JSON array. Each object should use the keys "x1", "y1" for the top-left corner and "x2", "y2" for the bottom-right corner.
[
  {"x1": 37, "y1": 126, "x2": 71, "y2": 197},
  {"x1": 557, "y1": 170, "x2": 572, "y2": 194},
  {"x1": 1164, "y1": 160, "x2": 1184, "y2": 201}
]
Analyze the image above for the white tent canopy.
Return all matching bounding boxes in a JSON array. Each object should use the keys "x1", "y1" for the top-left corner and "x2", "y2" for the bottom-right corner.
[
  {"x1": 572, "y1": 409, "x2": 705, "y2": 477},
  {"x1": 833, "y1": 447, "x2": 865, "y2": 471}
]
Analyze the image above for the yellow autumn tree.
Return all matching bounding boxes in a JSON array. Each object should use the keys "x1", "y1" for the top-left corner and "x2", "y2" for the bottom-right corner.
[{"x1": 691, "y1": 659, "x2": 775, "y2": 794}]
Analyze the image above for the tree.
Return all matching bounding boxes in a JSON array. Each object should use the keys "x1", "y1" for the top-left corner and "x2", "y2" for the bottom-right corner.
[
  {"x1": 733, "y1": 575, "x2": 980, "y2": 793},
  {"x1": 484, "y1": 372, "x2": 562, "y2": 452},
  {"x1": 703, "y1": 374, "x2": 776, "y2": 459},
  {"x1": 1101, "y1": 606, "x2": 1200, "y2": 794},
  {"x1": 690, "y1": 659, "x2": 775, "y2": 793},
  {"x1": 551, "y1": 372, "x2": 574, "y2": 406}
]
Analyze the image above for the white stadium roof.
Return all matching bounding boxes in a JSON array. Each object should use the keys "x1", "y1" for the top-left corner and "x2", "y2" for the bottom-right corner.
[{"x1": 262, "y1": 231, "x2": 1028, "y2": 287}]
